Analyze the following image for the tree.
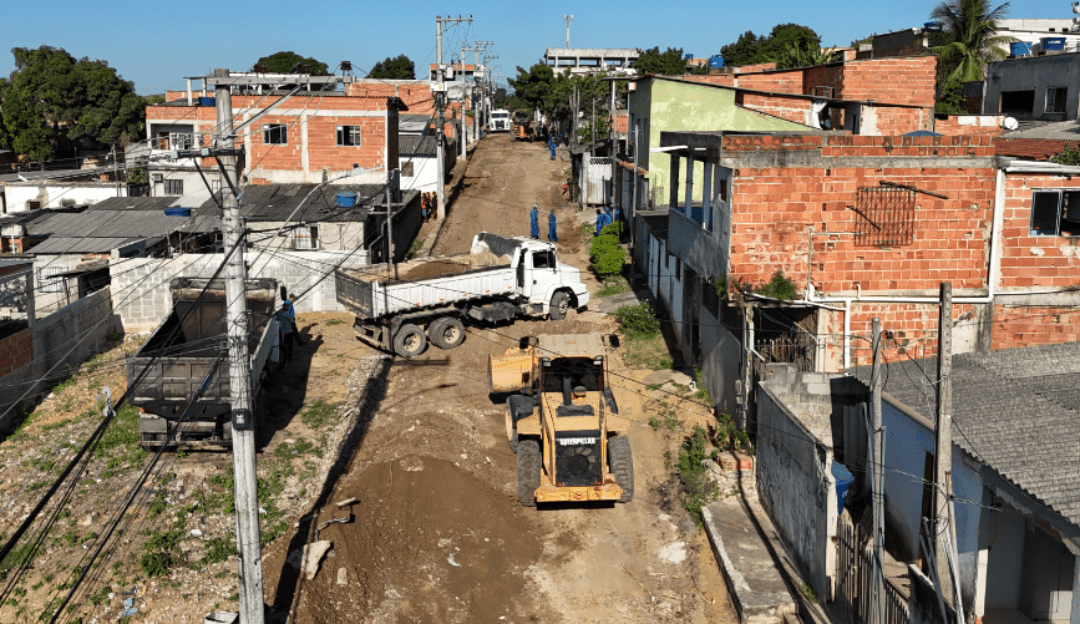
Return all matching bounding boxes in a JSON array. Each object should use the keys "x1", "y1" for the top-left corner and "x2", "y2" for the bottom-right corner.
[
  {"x1": 368, "y1": 54, "x2": 415, "y2": 80},
  {"x1": 508, "y1": 63, "x2": 569, "y2": 115},
  {"x1": 776, "y1": 43, "x2": 841, "y2": 69},
  {"x1": 0, "y1": 46, "x2": 145, "y2": 161},
  {"x1": 635, "y1": 47, "x2": 687, "y2": 76},
  {"x1": 255, "y1": 51, "x2": 330, "y2": 76},
  {"x1": 720, "y1": 24, "x2": 822, "y2": 67},
  {"x1": 721, "y1": 31, "x2": 763, "y2": 67},
  {"x1": 926, "y1": 0, "x2": 1012, "y2": 84}
]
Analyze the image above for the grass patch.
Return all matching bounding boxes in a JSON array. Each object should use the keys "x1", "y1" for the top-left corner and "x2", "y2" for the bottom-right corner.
[
  {"x1": 404, "y1": 238, "x2": 424, "y2": 260},
  {"x1": 675, "y1": 426, "x2": 721, "y2": 527},
  {"x1": 620, "y1": 332, "x2": 674, "y2": 371},
  {"x1": 203, "y1": 536, "x2": 235, "y2": 565},
  {"x1": 300, "y1": 400, "x2": 338, "y2": 430},
  {"x1": 596, "y1": 275, "x2": 631, "y2": 298},
  {"x1": 326, "y1": 319, "x2": 344, "y2": 326}
]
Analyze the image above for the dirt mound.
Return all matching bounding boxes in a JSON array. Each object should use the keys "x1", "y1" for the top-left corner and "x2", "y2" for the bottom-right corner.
[
  {"x1": 295, "y1": 456, "x2": 541, "y2": 624},
  {"x1": 400, "y1": 260, "x2": 469, "y2": 280}
]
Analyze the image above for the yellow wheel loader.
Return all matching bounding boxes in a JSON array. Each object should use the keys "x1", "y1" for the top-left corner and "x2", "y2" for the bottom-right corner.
[{"x1": 489, "y1": 334, "x2": 633, "y2": 506}]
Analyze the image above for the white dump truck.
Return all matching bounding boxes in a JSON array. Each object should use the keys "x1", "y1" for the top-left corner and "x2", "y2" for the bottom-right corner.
[
  {"x1": 490, "y1": 108, "x2": 511, "y2": 132},
  {"x1": 335, "y1": 232, "x2": 590, "y2": 357}
]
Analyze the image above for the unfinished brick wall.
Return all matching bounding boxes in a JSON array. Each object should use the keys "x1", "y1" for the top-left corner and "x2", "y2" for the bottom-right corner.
[
  {"x1": 725, "y1": 135, "x2": 996, "y2": 297},
  {"x1": 840, "y1": 57, "x2": 937, "y2": 108},
  {"x1": 870, "y1": 32, "x2": 928, "y2": 58},
  {"x1": 867, "y1": 106, "x2": 931, "y2": 135},
  {"x1": 934, "y1": 116, "x2": 1006, "y2": 137},
  {"x1": 735, "y1": 92, "x2": 811, "y2": 125},
  {"x1": 821, "y1": 302, "x2": 982, "y2": 368},
  {"x1": 803, "y1": 64, "x2": 844, "y2": 98},
  {"x1": 734, "y1": 62, "x2": 778, "y2": 73},
  {"x1": 0, "y1": 329, "x2": 32, "y2": 378},
  {"x1": 738, "y1": 69, "x2": 805, "y2": 95},
  {"x1": 682, "y1": 74, "x2": 737, "y2": 87},
  {"x1": 999, "y1": 172, "x2": 1080, "y2": 290},
  {"x1": 992, "y1": 306, "x2": 1080, "y2": 349}
]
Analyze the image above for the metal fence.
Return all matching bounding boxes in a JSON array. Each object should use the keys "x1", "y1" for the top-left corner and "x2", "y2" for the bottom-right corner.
[{"x1": 835, "y1": 513, "x2": 911, "y2": 624}]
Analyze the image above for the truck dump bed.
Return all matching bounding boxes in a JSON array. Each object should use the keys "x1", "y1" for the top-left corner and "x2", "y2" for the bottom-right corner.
[{"x1": 336, "y1": 246, "x2": 515, "y2": 319}]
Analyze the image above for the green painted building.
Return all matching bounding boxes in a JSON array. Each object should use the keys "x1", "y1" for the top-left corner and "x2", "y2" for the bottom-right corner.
[{"x1": 628, "y1": 76, "x2": 810, "y2": 202}]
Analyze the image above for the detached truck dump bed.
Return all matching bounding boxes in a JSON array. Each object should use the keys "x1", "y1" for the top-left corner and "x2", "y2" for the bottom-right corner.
[
  {"x1": 127, "y1": 277, "x2": 280, "y2": 449},
  {"x1": 335, "y1": 232, "x2": 590, "y2": 358}
]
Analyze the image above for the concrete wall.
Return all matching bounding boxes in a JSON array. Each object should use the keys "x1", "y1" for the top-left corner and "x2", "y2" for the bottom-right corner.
[
  {"x1": 984, "y1": 54, "x2": 1080, "y2": 120},
  {"x1": 5, "y1": 182, "x2": 126, "y2": 212},
  {"x1": 110, "y1": 251, "x2": 371, "y2": 331},
  {"x1": 756, "y1": 367, "x2": 838, "y2": 601},
  {"x1": 630, "y1": 78, "x2": 808, "y2": 203},
  {"x1": 700, "y1": 312, "x2": 741, "y2": 415}
]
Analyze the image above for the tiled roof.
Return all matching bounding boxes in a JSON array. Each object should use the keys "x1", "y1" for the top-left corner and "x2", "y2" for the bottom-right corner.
[
  {"x1": 997, "y1": 138, "x2": 1079, "y2": 161},
  {"x1": 854, "y1": 343, "x2": 1080, "y2": 527}
]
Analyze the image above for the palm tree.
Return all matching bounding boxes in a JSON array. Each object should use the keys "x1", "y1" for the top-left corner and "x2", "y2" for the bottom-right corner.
[{"x1": 927, "y1": 0, "x2": 1013, "y2": 83}]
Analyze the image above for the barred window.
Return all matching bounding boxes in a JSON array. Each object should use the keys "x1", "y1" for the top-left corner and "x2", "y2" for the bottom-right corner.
[
  {"x1": 336, "y1": 126, "x2": 362, "y2": 146},
  {"x1": 853, "y1": 187, "x2": 916, "y2": 247},
  {"x1": 263, "y1": 124, "x2": 288, "y2": 145}
]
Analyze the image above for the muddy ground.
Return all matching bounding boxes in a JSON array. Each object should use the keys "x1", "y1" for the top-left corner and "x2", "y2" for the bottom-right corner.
[{"x1": 0, "y1": 136, "x2": 735, "y2": 624}]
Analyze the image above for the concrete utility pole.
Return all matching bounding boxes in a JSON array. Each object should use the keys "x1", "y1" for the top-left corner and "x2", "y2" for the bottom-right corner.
[
  {"x1": 112, "y1": 144, "x2": 121, "y2": 197},
  {"x1": 565, "y1": 14, "x2": 573, "y2": 48},
  {"x1": 935, "y1": 282, "x2": 962, "y2": 614},
  {"x1": 871, "y1": 318, "x2": 886, "y2": 624},
  {"x1": 460, "y1": 47, "x2": 468, "y2": 159},
  {"x1": 434, "y1": 15, "x2": 472, "y2": 219},
  {"x1": 214, "y1": 68, "x2": 264, "y2": 624}
]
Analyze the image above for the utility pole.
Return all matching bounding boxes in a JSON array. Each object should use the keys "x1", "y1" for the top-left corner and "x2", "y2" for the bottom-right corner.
[
  {"x1": 871, "y1": 318, "x2": 886, "y2": 624},
  {"x1": 460, "y1": 47, "x2": 468, "y2": 159},
  {"x1": 112, "y1": 144, "x2": 121, "y2": 197},
  {"x1": 565, "y1": 14, "x2": 574, "y2": 48},
  {"x1": 935, "y1": 282, "x2": 961, "y2": 614},
  {"x1": 434, "y1": 15, "x2": 472, "y2": 219},
  {"x1": 473, "y1": 42, "x2": 493, "y2": 142},
  {"x1": 214, "y1": 68, "x2": 264, "y2": 624}
]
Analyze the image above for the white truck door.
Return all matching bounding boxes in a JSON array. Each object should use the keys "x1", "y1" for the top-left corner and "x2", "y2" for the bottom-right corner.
[{"x1": 529, "y1": 249, "x2": 560, "y2": 305}]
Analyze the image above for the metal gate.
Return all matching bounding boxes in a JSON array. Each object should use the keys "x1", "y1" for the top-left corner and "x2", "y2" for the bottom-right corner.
[
  {"x1": 583, "y1": 156, "x2": 612, "y2": 205},
  {"x1": 835, "y1": 513, "x2": 912, "y2": 624}
]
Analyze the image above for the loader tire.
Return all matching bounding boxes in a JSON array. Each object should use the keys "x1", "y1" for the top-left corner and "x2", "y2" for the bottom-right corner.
[
  {"x1": 517, "y1": 440, "x2": 541, "y2": 507},
  {"x1": 429, "y1": 316, "x2": 466, "y2": 350},
  {"x1": 608, "y1": 435, "x2": 634, "y2": 503},
  {"x1": 393, "y1": 324, "x2": 427, "y2": 358}
]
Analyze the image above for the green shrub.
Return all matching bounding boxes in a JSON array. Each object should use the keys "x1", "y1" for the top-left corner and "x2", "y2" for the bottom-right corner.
[
  {"x1": 588, "y1": 234, "x2": 626, "y2": 278},
  {"x1": 757, "y1": 269, "x2": 797, "y2": 301},
  {"x1": 203, "y1": 536, "x2": 235, "y2": 565},
  {"x1": 613, "y1": 302, "x2": 660, "y2": 337},
  {"x1": 139, "y1": 551, "x2": 173, "y2": 578},
  {"x1": 600, "y1": 220, "x2": 624, "y2": 239},
  {"x1": 677, "y1": 426, "x2": 720, "y2": 526}
]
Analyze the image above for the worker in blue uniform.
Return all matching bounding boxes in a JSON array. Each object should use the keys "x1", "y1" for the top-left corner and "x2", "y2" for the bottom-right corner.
[
  {"x1": 549, "y1": 135, "x2": 557, "y2": 160},
  {"x1": 548, "y1": 209, "x2": 558, "y2": 242},
  {"x1": 530, "y1": 205, "x2": 539, "y2": 239}
]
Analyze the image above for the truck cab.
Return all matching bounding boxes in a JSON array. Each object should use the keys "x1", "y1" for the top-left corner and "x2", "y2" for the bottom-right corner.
[
  {"x1": 508, "y1": 238, "x2": 590, "y2": 318},
  {"x1": 490, "y1": 108, "x2": 511, "y2": 132}
]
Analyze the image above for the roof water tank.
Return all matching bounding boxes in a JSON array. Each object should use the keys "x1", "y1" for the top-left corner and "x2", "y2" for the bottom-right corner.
[
  {"x1": 709, "y1": 54, "x2": 725, "y2": 68},
  {"x1": 1010, "y1": 42, "x2": 1033, "y2": 56},
  {"x1": 1042, "y1": 37, "x2": 1066, "y2": 51},
  {"x1": 684, "y1": 53, "x2": 693, "y2": 61}
]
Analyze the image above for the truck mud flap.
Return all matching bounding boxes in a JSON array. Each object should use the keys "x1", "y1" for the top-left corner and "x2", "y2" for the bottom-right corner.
[{"x1": 353, "y1": 318, "x2": 390, "y2": 351}]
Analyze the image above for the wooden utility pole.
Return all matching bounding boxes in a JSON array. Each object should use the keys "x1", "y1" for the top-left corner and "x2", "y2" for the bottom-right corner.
[
  {"x1": 214, "y1": 68, "x2": 264, "y2": 624},
  {"x1": 871, "y1": 318, "x2": 886, "y2": 624}
]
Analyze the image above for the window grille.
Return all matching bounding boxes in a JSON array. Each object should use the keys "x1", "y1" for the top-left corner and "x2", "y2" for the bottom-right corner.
[{"x1": 853, "y1": 187, "x2": 916, "y2": 247}]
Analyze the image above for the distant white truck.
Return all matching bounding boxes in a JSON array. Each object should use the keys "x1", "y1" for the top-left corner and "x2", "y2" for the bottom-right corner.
[
  {"x1": 490, "y1": 108, "x2": 511, "y2": 132},
  {"x1": 335, "y1": 233, "x2": 590, "y2": 357}
]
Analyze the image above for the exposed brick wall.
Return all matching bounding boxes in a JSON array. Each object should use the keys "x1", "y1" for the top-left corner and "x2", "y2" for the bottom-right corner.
[
  {"x1": 868, "y1": 106, "x2": 931, "y2": 135},
  {"x1": 820, "y1": 302, "x2": 980, "y2": 368},
  {"x1": 0, "y1": 329, "x2": 32, "y2": 378},
  {"x1": 803, "y1": 64, "x2": 844, "y2": 98},
  {"x1": 871, "y1": 31, "x2": 928, "y2": 58},
  {"x1": 735, "y1": 92, "x2": 811, "y2": 125},
  {"x1": 739, "y1": 69, "x2": 805, "y2": 95},
  {"x1": 999, "y1": 172, "x2": 1080, "y2": 289},
  {"x1": 992, "y1": 306, "x2": 1080, "y2": 349},
  {"x1": 997, "y1": 138, "x2": 1077, "y2": 161},
  {"x1": 735, "y1": 62, "x2": 778, "y2": 73},
  {"x1": 682, "y1": 74, "x2": 736, "y2": 87},
  {"x1": 934, "y1": 115, "x2": 1006, "y2": 137},
  {"x1": 841, "y1": 57, "x2": 937, "y2": 108},
  {"x1": 725, "y1": 135, "x2": 996, "y2": 297}
]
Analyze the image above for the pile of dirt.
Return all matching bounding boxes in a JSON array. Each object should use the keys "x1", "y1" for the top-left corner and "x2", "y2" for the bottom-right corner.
[
  {"x1": 294, "y1": 457, "x2": 541, "y2": 624},
  {"x1": 400, "y1": 260, "x2": 470, "y2": 281}
]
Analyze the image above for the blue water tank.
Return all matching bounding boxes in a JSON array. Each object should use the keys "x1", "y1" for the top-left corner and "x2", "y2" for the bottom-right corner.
[
  {"x1": 684, "y1": 53, "x2": 693, "y2": 61},
  {"x1": 1042, "y1": 37, "x2": 1066, "y2": 51},
  {"x1": 199, "y1": 96, "x2": 216, "y2": 107},
  {"x1": 336, "y1": 191, "x2": 358, "y2": 208},
  {"x1": 831, "y1": 462, "x2": 855, "y2": 513},
  {"x1": 1010, "y1": 42, "x2": 1033, "y2": 56},
  {"x1": 164, "y1": 207, "x2": 192, "y2": 217},
  {"x1": 709, "y1": 54, "x2": 725, "y2": 68},
  {"x1": 924, "y1": 21, "x2": 943, "y2": 31}
]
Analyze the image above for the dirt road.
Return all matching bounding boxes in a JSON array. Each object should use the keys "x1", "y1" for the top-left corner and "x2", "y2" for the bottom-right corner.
[{"x1": 264, "y1": 136, "x2": 737, "y2": 624}]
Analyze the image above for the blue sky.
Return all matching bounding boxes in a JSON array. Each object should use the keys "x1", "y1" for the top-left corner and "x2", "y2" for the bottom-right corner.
[{"x1": 0, "y1": 0, "x2": 1071, "y2": 94}]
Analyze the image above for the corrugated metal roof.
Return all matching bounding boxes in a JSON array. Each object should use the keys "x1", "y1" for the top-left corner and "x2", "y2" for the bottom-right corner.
[
  {"x1": 854, "y1": 342, "x2": 1080, "y2": 527},
  {"x1": 197, "y1": 184, "x2": 387, "y2": 222},
  {"x1": 1005, "y1": 119, "x2": 1080, "y2": 142},
  {"x1": 400, "y1": 135, "x2": 440, "y2": 157},
  {"x1": 29, "y1": 237, "x2": 144, "y2": 254},
  {"x1": 27, "y1": 210, "x2": 193, "y2": 238}
]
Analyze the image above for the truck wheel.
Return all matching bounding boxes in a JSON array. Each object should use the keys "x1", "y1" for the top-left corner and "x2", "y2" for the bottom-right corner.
[
  {"x1": 608, "y1": 436, "x2": 634, "y2": 503},
  {"x1": 429, "y1": 316, "x2": 466, "y2": 349},
  {"x1": 393, "y1": 324, "x2": 427, "y2": 358},
  {"x1": 549, "y1": 291, "x2": 570, "y2": 320},
  {"x1": 517, "y1": 440, "x2": 541, "y2": 507}
]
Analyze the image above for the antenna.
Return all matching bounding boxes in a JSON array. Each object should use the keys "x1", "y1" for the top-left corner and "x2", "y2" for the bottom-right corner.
[{"x1": 565, "y1": 14, "x2": 574, "y2": 48}]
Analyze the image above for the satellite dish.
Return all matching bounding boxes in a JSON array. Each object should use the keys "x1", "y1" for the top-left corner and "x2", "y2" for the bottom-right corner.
[{"x1": 1004, "y1": 117, "x2": 1019, "y2": 131}]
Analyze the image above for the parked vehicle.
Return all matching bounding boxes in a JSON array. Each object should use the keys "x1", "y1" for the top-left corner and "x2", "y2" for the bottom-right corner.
[
  {"x1": 489, "y1": 333, "x2": 633, "y2": 506},
  {"x1": 490, "y1": 108, "x2": 511, "y2": 132},
  {"x1": 129, "y1": 277, "x2": 280, "y2": 449},
  {"x1": 512, "y1": 109, "x2": 534, "y2": 142},
  {"x1": 335, "y1": 232, "x2": 590, "y2": 357}
]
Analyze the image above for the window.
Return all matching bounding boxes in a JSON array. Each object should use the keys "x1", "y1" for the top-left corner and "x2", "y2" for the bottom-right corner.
[
  {"x1": 853, "y1": 186, "x2": 916, "y2": 247},
  {"x1": 336, "y1": 125, "x2": 362, "y2": 146},
  {"x1": 26, "y1": 201, "x2": 41, "y2": 211},
  {"x1": 152, "y1": 173, "x2": 164, "y2": 184},
  {"x1": 294, "y1": 226, "x2": 320, "y2": 250},
  {"x1": 1030, "y1": 190, "x2": 1080, "y2": 236},
  {"x1": 263, "y1": 124, "x2": 288, "y2": 145},
  {"x1": 39, "y1": 267, "x2": 65, "y2": 293},
  {"x1": 1046, "y1": 87, "x2": 1068, "y2": 114},
  {"x1": 164, "y1": 179, "x2": 183, "y2": 196},
  {"x1": 401, "y1": 162, "x2": 414, "y2": 177},
  {"x1": 532, "y1": 251, "x2": 555, "y2": 269}
]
